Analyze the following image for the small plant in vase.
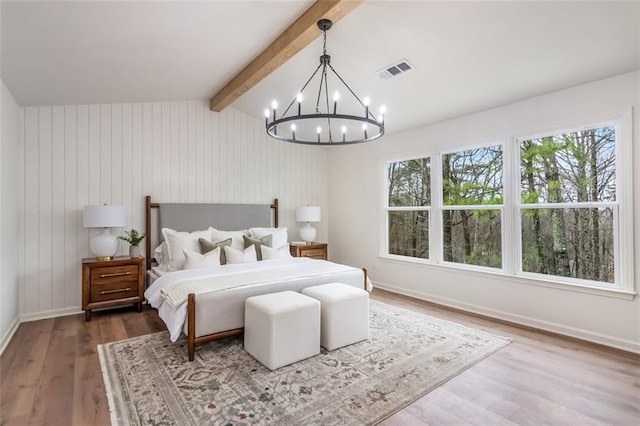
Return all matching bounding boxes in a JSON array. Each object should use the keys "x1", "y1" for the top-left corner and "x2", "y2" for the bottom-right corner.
[{"x1": 118, "y1": 229, "x2": 145, "y2": 258}]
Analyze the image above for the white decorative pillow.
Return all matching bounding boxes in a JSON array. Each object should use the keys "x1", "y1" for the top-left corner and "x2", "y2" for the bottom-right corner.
[
  {"x1": 209, "y1": 227, "x2": 250, "y2": 251},
  {"x1": 249, "y1": 227, "x2": 288, "y2": 250},
  {"x1": 153, "y1": 242, "x2": 170, "y2": 267},
  {"x1": 223, "y1": 244, "x2": 257, "y2": 264},
  {"x1": 182, "y1": 248, "x2": 221, "y2": 270},
  {"x1": 261, "y1": 243, "x2": 292, "y2": 260},
  {"x1": 162, "y1": 227, "x2": 212, "y2": 270}
]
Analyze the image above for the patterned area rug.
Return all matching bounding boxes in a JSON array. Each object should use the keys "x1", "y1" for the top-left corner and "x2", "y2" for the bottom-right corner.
[{"x1": 98, "y1": 300, "x2": 510, "y2": 425}]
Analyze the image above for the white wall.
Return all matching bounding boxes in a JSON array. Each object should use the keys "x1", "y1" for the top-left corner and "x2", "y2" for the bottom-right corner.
[
  {"x1": 18, "y1": 102, "x2": 328, "y2": 319},
  {"x1": 328, "y1": 71, "x2": 640, "y2": 353},
  {"x1": 0, "y1": 78, "x2": 21, "y2": 352}
]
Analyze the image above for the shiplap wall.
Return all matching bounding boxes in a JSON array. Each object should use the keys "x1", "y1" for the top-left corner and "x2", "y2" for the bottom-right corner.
[
  {"x1": 1, "y1": 80, "x2": 21, "y2": 350},
  {"x1": 19, "y1": 102, "x2": 327, "y2": 318}
]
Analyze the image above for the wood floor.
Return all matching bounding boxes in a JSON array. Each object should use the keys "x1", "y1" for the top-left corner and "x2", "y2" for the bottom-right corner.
[{"x1": 1, "y1": 288, "x2": 638, "y2": 425}]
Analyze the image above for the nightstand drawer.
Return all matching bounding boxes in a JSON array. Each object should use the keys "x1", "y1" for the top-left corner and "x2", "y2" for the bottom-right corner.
[
  {"x1": 90, "y1": 265, "x2": 139, "y2": 285},
  {"x1": 90, "y1": 281, "x2": 138, "y2": 302},
  {"x1": 290, "y1": 243, "x2": 328, "y2": 260},
  {"x1": 300, "y1": 249, "x2": 325, "y2": 258}
]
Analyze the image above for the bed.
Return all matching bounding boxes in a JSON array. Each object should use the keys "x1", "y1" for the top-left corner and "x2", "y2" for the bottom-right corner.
[{"x1": 143, "y1": 196, "x2": 371, "y2": 361}]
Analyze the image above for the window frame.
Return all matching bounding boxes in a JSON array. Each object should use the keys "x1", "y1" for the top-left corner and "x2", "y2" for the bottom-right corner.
[
  {"x1": 438, "y1": 144, "x2": 505, "y2": 272},
  {"x1": 383, "y1": 155, "x2": 432, "y2": 263},
  {"x1": 380, "y1": 109, "x2": 634, "y2": 298},
  {"x1": 513, "y1": 113, "x2": 633, "y2": 293}
]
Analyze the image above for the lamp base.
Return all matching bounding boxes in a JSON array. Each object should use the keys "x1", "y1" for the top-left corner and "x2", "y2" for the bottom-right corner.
[
  {"x1": 95, "y1": 256, "x2": 114, "y2": 262},
  {"x1": 299, "y1": 222, "x2": 317, "y2": 244},
  {"x1": 90, "y1": 228, "x2": 119, "y2": 260}
]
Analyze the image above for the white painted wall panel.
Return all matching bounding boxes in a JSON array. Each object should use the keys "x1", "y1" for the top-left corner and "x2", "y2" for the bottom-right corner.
[
  {"x1": 18, "y1": 102, "x2": 328, "y2": 317},
  {"x1": 51, "y1": 106, "x2": 65, "y2": 310},
  {"x1": 23, "y1": 107, "x2": 39, "y2": 314},
  {"x1": 1, "y1": 79, "x2": 21, "y2": 352},
  {"x1": 64, "y1": 106, "x2": 79, "y2": 308},
  {"x1": 38, "y1": 107, "x2": 53, "y2": 312}
]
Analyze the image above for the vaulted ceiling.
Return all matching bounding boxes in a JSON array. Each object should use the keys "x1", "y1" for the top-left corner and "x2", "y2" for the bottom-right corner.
[{"x1": 2, "y1": 1, "x2": 639, "y2": 136}]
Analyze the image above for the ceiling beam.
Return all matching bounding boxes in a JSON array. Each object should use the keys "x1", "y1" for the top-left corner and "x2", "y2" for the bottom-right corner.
[{"x1": 209, "y1": 0, "x2": 363, "y2": 112}]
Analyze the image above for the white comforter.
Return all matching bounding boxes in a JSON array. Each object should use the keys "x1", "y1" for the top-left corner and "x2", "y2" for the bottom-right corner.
[{"x1": 145, "y1": 257, "x2": 371, "y2": 341}]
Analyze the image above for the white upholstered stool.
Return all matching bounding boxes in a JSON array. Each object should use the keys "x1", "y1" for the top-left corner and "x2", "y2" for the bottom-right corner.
[
  {"x1": 302, "y1": 283, "x2": 369, "y2": 351},
  {"x1": 244, "y1": 291, "x2": 320, "y2": 370}
]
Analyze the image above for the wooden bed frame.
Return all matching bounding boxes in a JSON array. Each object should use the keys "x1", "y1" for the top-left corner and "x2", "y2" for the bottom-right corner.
[{"x1": 144, "y1": 195, "x2": 367, "y2": 361}]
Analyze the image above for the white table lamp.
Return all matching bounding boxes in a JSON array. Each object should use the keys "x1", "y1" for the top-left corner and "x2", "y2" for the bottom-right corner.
[
  {"x1": 83, "y1": 204, "x2": 127, "y2": 261},
  {"x1": 296, "y1": 206, "x2": 321, "y2": 244}
]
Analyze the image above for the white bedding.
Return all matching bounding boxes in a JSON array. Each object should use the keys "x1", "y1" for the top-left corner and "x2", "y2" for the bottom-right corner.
[{"x1": 145, "y1": 257, "x2": 372, "y2": 342}]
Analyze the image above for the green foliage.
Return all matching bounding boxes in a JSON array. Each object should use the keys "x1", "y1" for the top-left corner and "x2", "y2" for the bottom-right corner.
[
  {"x1": 387, "y1": 157, "x2": 431, "y2": 207},
  {"x1": 442, "y1": 146, "x2": 503, "y2": 206},
  {"x1": 118, "y1": 229, "x2": 145, "y2": 246}
]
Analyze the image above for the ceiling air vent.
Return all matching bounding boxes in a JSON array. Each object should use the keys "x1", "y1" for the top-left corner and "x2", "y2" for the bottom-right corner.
[{"x1": 377, "y1": 59, "x2": 415, "y2": 80}]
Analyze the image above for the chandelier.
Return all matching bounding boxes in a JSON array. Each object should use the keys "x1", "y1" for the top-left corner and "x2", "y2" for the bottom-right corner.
[{"x1": 265, "y1": 19, "x2": 385, "y2": 145}]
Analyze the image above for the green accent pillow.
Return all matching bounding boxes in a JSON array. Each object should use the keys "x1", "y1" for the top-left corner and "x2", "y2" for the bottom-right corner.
[
  {"x1": 243, "y1": 234, "x2": 272, "y2": 261},
  {"x1": 199, "y1": 238, "x2": 232, "y2": 265}
]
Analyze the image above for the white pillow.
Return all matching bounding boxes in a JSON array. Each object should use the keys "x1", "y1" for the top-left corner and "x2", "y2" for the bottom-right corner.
[
  {"x1": 209, "y1": 227, "x2": 249, "y2": 251},
  {"x1": 182, "y1": 248, "x2": 221, "y2": 270},
  {"x1": 153, "y1": 242, "x2": 170, "y2": 267},
  {"x1": 223, "y1": 244, "x2": 257, "y2": 264},
  {"x1": 162, "y1": 227, "x2": 212, "y2": 270},
  {"x1": 261, "y1": 243, "x2": 292, "y2": 260},
  {"x1": 250, "y1": 227, "x2": 288, "y2": 249}
]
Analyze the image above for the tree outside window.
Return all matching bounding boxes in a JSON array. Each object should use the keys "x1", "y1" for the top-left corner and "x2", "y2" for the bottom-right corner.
[
  {"x1": 386, "y1": 158, "x2": 430, "y2": 259},
  {"x1": 442, "y1": 146, "x2": 503, "y2": 268},
  {"x1": 519, "y1": 126, "x2": 616, "y2": 283}
]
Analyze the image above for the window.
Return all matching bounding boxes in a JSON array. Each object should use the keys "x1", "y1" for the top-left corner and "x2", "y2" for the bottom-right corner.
[
  {"x1": 386, "y1": 158, "x2": 430, "y2": 260},
  {"x1": 382, "y1": 110, "x2": 633, "y2": 295},
  {"x1": 442, "y1": 146, "x2": 503, "y2": 268},
  {"x1": 518, "y1": 125, "x2": 617, "y2": 285}
]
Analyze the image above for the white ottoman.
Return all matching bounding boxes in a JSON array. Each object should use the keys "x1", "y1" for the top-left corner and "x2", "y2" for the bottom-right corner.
[
  {"x1": 244, "y1": 291, "x2": 320, "y2": 370},
  {"x1": 302, "y1": 283, "x2": 369, "y2": 351}
]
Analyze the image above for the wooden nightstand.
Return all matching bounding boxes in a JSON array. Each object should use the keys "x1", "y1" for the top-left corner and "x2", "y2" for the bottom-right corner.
[
  {"x1": 289, "y1": 242, "x2": 328, "y2": 260},
  {"x1": 82, "y1": 256, "x2": 145, "y2": 321}
]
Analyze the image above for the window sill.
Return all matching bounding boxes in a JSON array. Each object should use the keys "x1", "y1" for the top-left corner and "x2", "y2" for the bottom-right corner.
[{"x1": 377, "y1": 255, "x2": 636, "y2": 301}]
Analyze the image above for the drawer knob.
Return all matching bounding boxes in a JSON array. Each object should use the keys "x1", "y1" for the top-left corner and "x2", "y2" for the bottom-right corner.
[
  {"x1": 99, "y1": 271, "x2": 132, "y2": 278},
  {"x1": 100, "y1": 287, "x2": 132, "y2": 295}
]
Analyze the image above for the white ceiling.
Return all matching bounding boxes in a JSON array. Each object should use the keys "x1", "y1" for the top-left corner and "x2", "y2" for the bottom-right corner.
[{"x1": 2, "y1": 1, "x2": 639, "y2": 136}]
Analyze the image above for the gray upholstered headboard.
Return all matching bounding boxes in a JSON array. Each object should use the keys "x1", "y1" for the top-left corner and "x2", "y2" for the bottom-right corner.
[{"x1": 145, "y1": 196, "x2": 278, "y2": 270}]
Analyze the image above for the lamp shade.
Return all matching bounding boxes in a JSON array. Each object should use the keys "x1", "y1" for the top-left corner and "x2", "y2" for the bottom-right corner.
[
  {"x1": 295, "y1": 206, "x2": 321, "y2": 223},
  {"x1": 83, "y1": 205, "x2": 127, "y2": 228}
]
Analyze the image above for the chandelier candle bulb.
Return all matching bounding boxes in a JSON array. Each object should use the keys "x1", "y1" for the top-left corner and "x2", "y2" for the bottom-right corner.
[
  {"x1": 333, "y1": 91, "x2": 339, "y2": 114},
  {"x1": 342, "y1": 125, "x2": 347, "y2": 142},
  {"x1": 363, "y1": 123, "x2": 368, "y2": 140},
  {"x1": 291, "y1": 123, "x2": 296, "y2": 141},
  {"x1": 364, "y1": 97, "x2": 370, "y2": 118},
  {"x1": 297, "y1": 93, "x2": 303, "y2": 115}
]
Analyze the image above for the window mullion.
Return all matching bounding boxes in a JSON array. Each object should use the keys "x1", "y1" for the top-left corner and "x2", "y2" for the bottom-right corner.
[
  {"x1": 432, "y1": 152, "x2": 443, "y2": 264},
  {"x1": 502, "y1": 138, "x2": 517, "y2": 275}
]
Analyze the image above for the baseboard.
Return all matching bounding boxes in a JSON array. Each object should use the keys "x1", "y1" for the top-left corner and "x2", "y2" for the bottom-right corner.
[
  {"x1": 374, "y1": 281, "x2": 640, "y2": 355},
  {"x1": 20, "y1": 306, "x2": 83, "y2": 323},
  {"x1": 0, "y1": 316, "x2": 20, "y2": 356}
]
